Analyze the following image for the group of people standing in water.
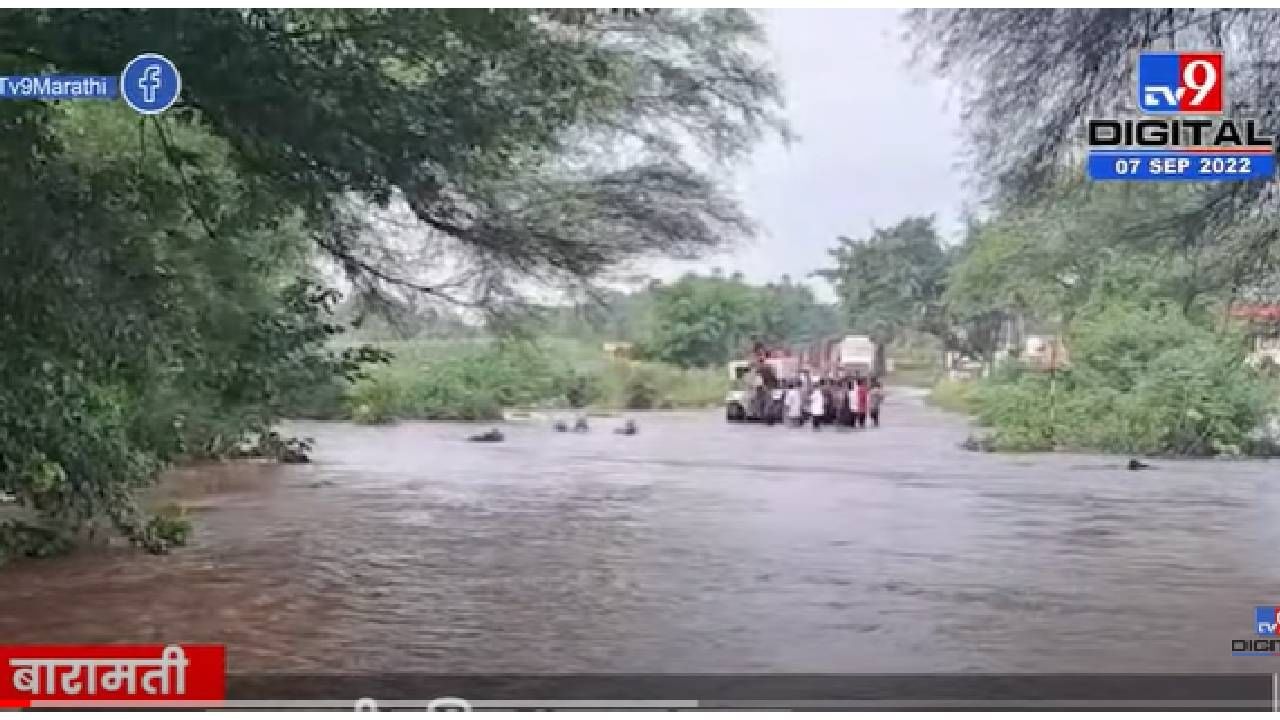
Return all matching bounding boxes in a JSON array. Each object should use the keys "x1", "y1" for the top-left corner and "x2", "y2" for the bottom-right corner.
[{"x1": 782, "y1": 376, "x2": 884, "y2": 430}]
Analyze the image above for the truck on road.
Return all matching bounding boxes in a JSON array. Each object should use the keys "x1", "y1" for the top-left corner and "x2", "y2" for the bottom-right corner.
[
  {"x1": 724, "y1": 335, "x2": 882, "y2": 423},
  {"x1": 835, "y1": 335, "x2": 877, "y2": 375},
  {"x1": 791, "y1": 334, "x2": 879, "y2": 377}
]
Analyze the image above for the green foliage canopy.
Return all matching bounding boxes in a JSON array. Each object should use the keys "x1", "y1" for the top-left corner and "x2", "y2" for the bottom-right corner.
[
  {"x1": 0, "y1": 9, "x2": 787, "y2": 560},
  {"x1": 0, "y1": 100, "x2": 385, "y2": 559},
  {"x1": 817, "y1": 215, "x2": 949, "y2": 347},
  {"x1": 970, "y1": 303, "x2": 1275, "y2": 455},
  {"x1": 637, "y1": 273, "x2": 840, "y2": 368},
  {"x1": 5, "y1": 9, "x2": 788, "y2": 307}
]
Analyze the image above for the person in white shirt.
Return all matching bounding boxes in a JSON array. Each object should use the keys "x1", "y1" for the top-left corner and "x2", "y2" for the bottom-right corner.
[
  {"x1": 808, "y1": 382, "x2": 826, "y2": 430},
  {"x1": 784, "y1": 381, "x2": 804, "y2": 427}
]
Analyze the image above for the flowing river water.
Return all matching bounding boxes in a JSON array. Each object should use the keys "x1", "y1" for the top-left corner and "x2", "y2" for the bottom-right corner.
[{"x1": 2, "y1": 389, "x2": 1279, "y2": 674}]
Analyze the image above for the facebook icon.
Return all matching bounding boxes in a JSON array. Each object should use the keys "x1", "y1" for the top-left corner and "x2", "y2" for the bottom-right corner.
[{"x1": 119, "y1": 53, "x2": 181, "y2": 115}]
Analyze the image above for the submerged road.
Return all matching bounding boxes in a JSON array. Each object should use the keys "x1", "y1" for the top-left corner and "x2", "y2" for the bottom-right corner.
[{"x1": 1, "y1": 389, "x2": 1278, "y2": 674}]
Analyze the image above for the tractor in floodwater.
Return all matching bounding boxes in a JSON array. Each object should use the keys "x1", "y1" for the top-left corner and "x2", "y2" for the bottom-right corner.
[{"x1": 724, "y1": 352, "x2": 788, "y2": 425}]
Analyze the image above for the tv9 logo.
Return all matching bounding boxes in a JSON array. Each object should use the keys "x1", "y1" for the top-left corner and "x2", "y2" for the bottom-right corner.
[
  {"x1": 1136, "y1": 51, "x2": 1224, "y2": 114},
  {"x1": 1255, "y1": 606, "x2": 1280, "y2": 636}
]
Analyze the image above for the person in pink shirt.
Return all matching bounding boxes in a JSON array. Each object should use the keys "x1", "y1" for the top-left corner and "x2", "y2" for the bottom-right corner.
[{"x1": 852, "y1": 377, "x2": 870, "y2": 429}]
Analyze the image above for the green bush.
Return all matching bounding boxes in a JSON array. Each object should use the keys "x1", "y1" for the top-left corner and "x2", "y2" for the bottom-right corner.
[
  {"x1": 278, "y1": 379, "x2": 349, "y2": 420},
  {"x1": 929, "y1": 378, "x2": 976, "y2": 413},
  {"x1": 555, "y1": 370, "x2": 601, "y2": 409},
  {"x1": 592, "y1": 358, "x2": 728, "y2": 410},
  {"x1": 967, "y1": 304, "x2": 1276, "y2": 455},
  {"x1": 329, "y1": 339, "x2": 730, "y2": 422},
  {"x1": 345, "y1": 342, "x2": 532, "y2": 422},
  {"x1": 971, "y1": 373, "x2": 1059, "y2": 451},
  {"x1": 621, "y1": 367, "x2": 661, "y2": 409}
]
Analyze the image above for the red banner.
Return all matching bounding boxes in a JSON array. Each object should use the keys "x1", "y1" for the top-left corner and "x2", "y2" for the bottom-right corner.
[{"x1": 0, "y1": 644, "x2": 224, "y2": 708}]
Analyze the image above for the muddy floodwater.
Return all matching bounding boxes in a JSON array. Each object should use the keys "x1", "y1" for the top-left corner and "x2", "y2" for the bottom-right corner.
[{"x1": 2, "y1": 389, "x2": 1279, "y2": 674}]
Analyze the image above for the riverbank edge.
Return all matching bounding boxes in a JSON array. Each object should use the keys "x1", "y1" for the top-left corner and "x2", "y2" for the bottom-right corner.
[{"x1": 925, "y1": 378, "x2": 1280, "y2": 459}]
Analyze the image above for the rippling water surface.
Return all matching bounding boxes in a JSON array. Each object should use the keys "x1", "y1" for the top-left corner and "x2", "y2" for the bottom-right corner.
[{"x1": 2, "y1": 390, "x2": 1278, "y2": 673}]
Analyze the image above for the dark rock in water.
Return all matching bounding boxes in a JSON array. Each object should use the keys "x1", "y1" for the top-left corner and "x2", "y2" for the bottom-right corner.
[
  {"x1": 573, "y1": 417, "x2": 590, "y2": 433},
  {"x1": 307, "y1": 479, "x2": 335, "y2": 489},
  {"x1": 1127, "y1": 458, "x2": 1151, "y2": 470},
  {"x1": 468, "y1": 429, "x2": 505, "y2": 442},
  {"x1": 614, "y1": 419, "x2": 638, "y2": 436},
  {"x1": 960, "y1": 435, "x2": 996, "y2": 453},
  {"x1": 280, "y1": 448, "x2": 311, "y2": 464},
  {"x1": 553, "y1": 420, "x2": 569, "y2": 433}
]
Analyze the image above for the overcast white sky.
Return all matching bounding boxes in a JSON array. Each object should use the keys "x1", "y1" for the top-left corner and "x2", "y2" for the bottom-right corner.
[{"x1": 645, "y1": 9, "x2": 968, "y2": 298}]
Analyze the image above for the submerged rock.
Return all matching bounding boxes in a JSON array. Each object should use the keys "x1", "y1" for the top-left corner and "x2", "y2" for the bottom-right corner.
[
  {"x1": 614, "y1": 419, "x2": 638, "y2": 436},
  {"x1": 468, "y1": 428, "x2": 505, "y2": 443},
  {"x1": 1127, "y1": 458, "x2": 1151, "y2": 471},
  {"x1": 960, "y1": 435, "x2": 996, "y2": 453},
  {"x1": 553, "y1": 420, "x2": 569, "y2": 433},
  {"x1": 573, "y1": 416, "x2": 590, "y2": 433}
]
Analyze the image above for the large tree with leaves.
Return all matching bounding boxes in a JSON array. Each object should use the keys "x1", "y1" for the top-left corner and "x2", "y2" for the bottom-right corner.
[
  {"x1": 638, "y1": 274, "x2": 763, "y2": 368},
  {"x1": 5, "y1": 9, "x2": 787, "y2": 309},
  {"x1": 756, "y1": 275, "x2": 844, "y2": 347},
  {"x1": 0, "y1": 9, "x2": 787, "y2": 560},
  {"x1": 634, "y1": 273, "x2": 841, "y2": 368},
  {"x1": 816, "y1": 216, "x2": 950, "y2": 373}
]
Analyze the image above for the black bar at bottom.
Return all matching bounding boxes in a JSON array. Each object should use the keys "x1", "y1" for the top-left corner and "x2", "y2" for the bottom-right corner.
[{"x1": 227, "y1": 673, "x2": 1274, "y2": 710}]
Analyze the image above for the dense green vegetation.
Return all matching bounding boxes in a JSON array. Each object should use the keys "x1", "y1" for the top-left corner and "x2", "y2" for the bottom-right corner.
[
  {"x1": 959, "y1": 304, "x2": 1276, "y2": 454},
  {"x1": 630, "y1": 273, "x2": 841, "y2": 368},
  {"x1": 494, "y1": 271, "x2": 843, "y2": 370},
  {"x1": 0, "y1": 99, "x2": 384, "y2": 559},
  {"x1": 903, "y1": 185, "x2": 1280, "y2": 455},
  {"x1": 319, "y1": 339, "x2": 730, "y2": 423},
  {"x1": 817, "y1": 217, "x2": 954, "y2": 374},
  {"x1": 294, "y1": 267, "x2": 841, "y2": 425},
  {"x1": 0, "y1": 9, "x2": 785, "y2": 562},
  {"x1": 927, "y1": 378, "x2": 974, "y2": 415},
  {"x1": 838, "y1": 11, "x2": 1280, "y2": 457}
]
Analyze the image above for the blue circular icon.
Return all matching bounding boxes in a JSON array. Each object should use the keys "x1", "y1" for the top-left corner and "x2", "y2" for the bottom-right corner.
[{"x1": 120, "y1": 53, "x2": 181, "y2": 115}]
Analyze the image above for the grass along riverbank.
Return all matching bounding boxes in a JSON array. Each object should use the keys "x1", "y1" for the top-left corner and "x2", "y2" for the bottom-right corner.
[
  {"x1": 927, "y1": 377, "x2": 975, "y2": 414},
  {"x1": 284, "y1": 338, "x2": 730, "y2": 423}
]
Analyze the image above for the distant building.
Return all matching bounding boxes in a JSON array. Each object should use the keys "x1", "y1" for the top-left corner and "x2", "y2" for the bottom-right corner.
[
  {"x1": 1229, "y1": 304, "x2": 1280, "y2": 369},
  {"x1": 943, "y1": 351, "x2": 985, "y2": 380},
  {"x1": 602, "y1": 342, "x2": 634, "y2": 360},
  {"x1": 985, "y1": 312, "x2": 1068, "y2": 373},
  {"x1": 1249, "y1": 337, "x2": 1280, "y2": 369}
]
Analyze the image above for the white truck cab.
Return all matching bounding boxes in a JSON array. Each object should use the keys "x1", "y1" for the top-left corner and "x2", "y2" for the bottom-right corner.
[
  {"x1": 725, "y1": 361, "x2": 751, "y2": 421},
  {"x1": 725, "y1": 357, "x2": 793, "y2": 422}
]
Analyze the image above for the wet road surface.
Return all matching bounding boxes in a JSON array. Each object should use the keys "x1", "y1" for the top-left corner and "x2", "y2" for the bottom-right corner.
[{"x1": 2, "y1": 389, "x2": 1278, "y2": 673}]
